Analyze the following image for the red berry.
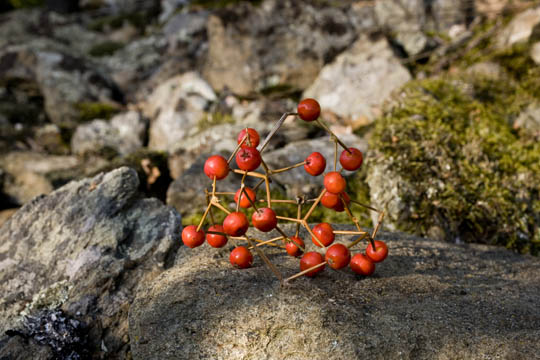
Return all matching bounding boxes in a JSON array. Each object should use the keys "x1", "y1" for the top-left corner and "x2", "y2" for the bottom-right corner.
[
  {"x1": 350, "y1": 253, "x2": 375, "y2": 276},
  {"x1": 300, "y1": 252, "x2": 325, "y2": 277},
  {"x1": 325, "y1": 243, "x2": 351, "y2": 270},
  {"x1": 181, "y1": 225, "x2": 205, "y2": 248},
  {"x1": 297, "y1": 98, "x2": 321, "y2": 122},
  {"x1": 206, "y1": 224, "x2": 228, "y2": 248},
  {"x1": 320, "y1": 191, "x2": 342, "y2": 209},
  {"x1": 234, "y1": 187, "x2": 256, "y2": 208},
  {"x1": 331, "y1": 192, "x2": 350, "y2": 212},
  {"x1": 324, "y1": 172, "x2": 346, "y2": 194},
  {"x1": 230, "y1": 246, "x2": 253, "y2": 269},
  {"x1": 285, "y1": 236, "x2": 305, "y2": 257},
  {"x1": 223, "y1": 212, "x2": 249, "y2": 236},
  {"x1": 251, "y1": 207, "x2": 277, "y2": 232},
  {"x1": 339, "y1": 148, "x2": 363, "y2": 171},
  {"x1": 204, "y1": 155, "x2": 229, "y2": 180},
  {"x1": 366, "y1": 240, "x2": 388, "y2": 263},
  {"x1": 311, "y1": 223, "x2": 335, "y2": 247},
  {"x1": 304, "y1": 152, "x2": 326, "y2": 176},
  {"x1": 236, "y1": 147, "x2": 261, "y2": 171},
  {"x1": 237, "y1": 128, "x2": 260, "y2": 148}
]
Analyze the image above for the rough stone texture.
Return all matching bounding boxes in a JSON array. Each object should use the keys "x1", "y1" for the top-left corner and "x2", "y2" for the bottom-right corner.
[
  {"x1": 496, "y1": 6, "x2": 540, "y2": 48},
  {"x1": 531, "y1": 41, "x2": 540, "y2": 64},
  {"x1": 303, "y1": 34, "x2": 411, "y2": 123},
  {"x1": 0, "y1": 167, "x2": 181, "y2": 358},
  {"x1": 0, "y1": 152, "x2": 80, "y2": 205},
  {"x1": 143, "y1": 72, "x2": 217, "y2": 153},
  {"x1": 375, "y1": 0, "x2": 428, "y2": 56},
  {"x1": 514, "y1": 103, "x2": 540, "y2": 138},
  {"x1": 203, "y1": 0, "x2": 369, "y2": 96},
  {"x1": 129, "y1": 224, "x2": 540, "y2": 360},
  {"x1": 71, "y1": 110, "x2": 148, "y2": 157}
]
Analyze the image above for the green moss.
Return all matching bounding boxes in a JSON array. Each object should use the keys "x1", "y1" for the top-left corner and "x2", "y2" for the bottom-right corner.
[
  {"x1": 259, "y1": 84, "x2": 302, "y2": 101},
  {"x1": 197, "y1": 112, "x2": 235, "y2": 132},
  {"x1": 89, "y1": 41, "x2": 124, "y2": 57},
  {"x1": 9, "y1": 0, "x2": 43, "y2": 8},
  {"x1": 371, "y1": 75, "x2": 540, "y2": 255},
  {"x1": 75, "y1": 102, "x2": 120, "y2": 122}
]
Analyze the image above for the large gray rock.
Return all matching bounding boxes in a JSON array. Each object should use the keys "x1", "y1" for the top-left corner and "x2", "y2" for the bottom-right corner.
[
  {"x1": 303, "y1": 34, "x2": 411, "y2": 124},
  {"x1": 129, "y1": 224, "x2": 540, "y2": 359},
  {"x1": 71, "y1": 110, "x2": 148, "y2": 157},
  {"x1": 0, "y1": 167, "x2": 181, "y2": 358},
  {"x1": 143, "y1": 72, "x2": 217, "y2": 153},
  {"x1": 496, "y1": 6, "x2": 540, "y2": 48},
  {"x1": 514, "y1": 103, "x2": 540, "y2": 138},
  {"x1": 203, "y1": 0, "x2": 369, "y2": 96}
]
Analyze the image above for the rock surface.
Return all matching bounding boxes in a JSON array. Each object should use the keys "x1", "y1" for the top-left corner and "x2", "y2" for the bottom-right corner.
[
  {"x1": 129, "y1": 224, "x2": 540, "y2": 360},
  {"x1": 496, "y1": 6, "x2": 540, "y2": 48},
  {"x1": 0, "y1": 167, "x2": 181, "y2": 358},
  {"x1": 303, "y1": 34, "x2": 411, "y2": 123}
]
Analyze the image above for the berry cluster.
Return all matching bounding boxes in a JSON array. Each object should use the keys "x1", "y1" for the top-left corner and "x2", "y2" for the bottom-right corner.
[{"x1": 182, "y1": 99, "x2": 387, "y2": 283}]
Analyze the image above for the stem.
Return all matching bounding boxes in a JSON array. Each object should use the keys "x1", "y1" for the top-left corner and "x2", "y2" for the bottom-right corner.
[
  {"x1": 227, "y1": 134, "x2": 247, "y2": 164},
  {"x1": 259, "y1": 112, "x2": 297, "y2": 153},
  {"x1": 196, "y1": 203, "x2": 212, "y2": 232},
  {"x1": 212, "y1": 201, "x2": 231, "y2": 215},
  {"x1": 276, "y1": 216, "x2": 302, "y2": 223},
  {"x1": 246, "y1": 236, "x2": 283, "y2": 284},
  {"x1": 302, "y1": 220, "x2": 327, "y2": 250},
  {"x1": 333, "y1": 230, "x2": 366, "y2": 235},
  {"x1": 334, "y1": 137, "x2": 338, "y2": 172},
  {"x1": 253, "y1": 178, "x2": 265, "y2": 191},
  {"x1": 284, "y1": 261, "x2": 326, "y2": 283},
  {"x1": 316, "y1": 119, "x2": 351, "y2": 154},
  {"x1": 271, "y1": 161, "x2": 306, "y2": 174},
  {"x1": 303, "y1": 188, "x2": 326, "y2": 221}
]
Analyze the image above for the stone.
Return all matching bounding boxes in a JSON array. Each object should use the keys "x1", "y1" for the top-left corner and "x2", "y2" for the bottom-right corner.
[
  {"x1": 465, "y1": 61, "x2": 503, "y2": 79},
  {"x1": 163, "y1": 10, "x2": 208, "y2": 47},
  {"x1": 143, "y1": 72, "x2": 217, "y2": 154},
  {"x1": 34, "y1": 124, "x2": 70, "y2": 155},
  {"x1": 375, "y1": 0, "x2": 428, "y2": 56},
  {"x1": 71, "y1": 110, "x2": 147, "y2": 157},
  {"x1": 496, "y1": 6, "x2": 540, "y2": 48},
  {"x1": 514, "y1": 103, "x2": 540, "y2": 138},
  {"x1": 129, "y1": 224, "x2": 540, "y2": 359},
  {"x1": 0, "y1": 208, "x2": 17, "y2": 228},
  {"x1": 0, "y1": 152, "x2": 80, "y2": 205},
  {"x1": 303, "y1": 34, "x2": 411, "y2": 124},
  {"x1": 203, "y1": 0, "x2": 362, "y2": 96},
  {"x1": 0, "y1": 167, "x2": 181, "y2": 358},
  {"x1": 531, "y1": 41, "x2": 540, "y2": 64}
]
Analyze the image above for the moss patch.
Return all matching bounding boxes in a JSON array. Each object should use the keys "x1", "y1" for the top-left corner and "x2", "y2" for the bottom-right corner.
[
  {"x1": 89, "y1": 41, "x2": 124, "y2": 57},
  {"x1": 75, "y1": 102, "x2": 120, "y2": 122},
  {"x1": 370, "y1": 75, "x2": 540, "y2": 255},
  {"x1": 197, "y1": 112, "x2": 235, "y2": 132}
]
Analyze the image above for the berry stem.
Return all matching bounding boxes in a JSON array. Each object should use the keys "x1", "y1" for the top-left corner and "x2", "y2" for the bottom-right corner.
[
  {"x1": 332, "y1": 230, "x2": 366, "y2": 235},
  {"x1": 196, "y1": 203, "x2": 212, "y2": 232},
  {"x1": 334, "y1": 137, "x2": 338, "y2": 172},
  {"x1": 303, "y1": 188, "x2": 326, "y2": 221},
  {"x1": 212, "y1": 201, "x2": 231, "y2": 215},
  {"x1": 302, "y1": 220, "x2": 327, "y2": 250},
  {"x1": 346, "y1": 233, "x2": 369, "y2": 249},
  {"x1": 315, "y1": 119, "x2": 352, "y2": 154},
  {"x1": 295, "y1": 198, "x2": 303, "y2": 237},
  {"x1": 253, "y1": 178, "x2": 265, "y2": 191},
  {"x1": 276, "y1": 216, "x2": 302, "y2": 223},
  {"x1": 284, "y1": 261, "x2": 326, "y2": 283},
  {"x1": 275, "y1": 225, "x2": 293, "y2": 246},
  {"x1": 247, "y1": 236, "x2": 285, "y2": 249},
  {"x1": 242, "y1": 186, "x2": 259, "y2": 211},
  {"x1": 246, "y1": 236, "x2": 283, "y2": 284},
  {"x1": 271, "y1": 161, "x2": 307, "y2": 174},
  {"x1": 258, "y1": 199, "x2": 297, "y2": 204},
  {"x1": 227, "y1": 134, "x2": 248, "y2": 164},
  {"x1": 259, "y1": 112, "x2": 298, "y2": 153}
]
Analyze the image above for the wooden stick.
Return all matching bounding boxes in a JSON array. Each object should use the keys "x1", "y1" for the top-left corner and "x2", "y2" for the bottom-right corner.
[
  {"x1": 232, "y1": 169, "x2": 267, "y2": 179},
  {"x1": 258, "y1": 199, "x2": 297, "y2": 204},
  {"x1": 284, "y1": 261, "x2": 326, "y2": 283},
  {"x1": 212, "y1": 201, "x2": 231, "y2": 215},
  {"x1": 243, "y1": 186, "x2": 259, "y2": 211},
  {"x1": 227, "y1": 134, "x2": 247, "y2": 164},
  {"x1": 253, "y1": 178, "x2": 265, "y2": 191},
  {"x1": 264, "y1": 176, "x2": 272, "y2": 208},
  {"x1": 302, "y1": 220, "x2": 326, "y2": 250},
  {"x1": 248, "y1": 236, "x2": 285, "y2": 249},
  {"x1": 334, "y1": 137, "x2": 338, "y2": 172},
  {"x1": 350, "y1": 199, "x2": 380, "y2": 212},
  {"x1": 332, "y1": 230, "x2": 366, "y2": 235},
  {"x1": 347, "y1": 233, "x2": 368, "y2": 249}
]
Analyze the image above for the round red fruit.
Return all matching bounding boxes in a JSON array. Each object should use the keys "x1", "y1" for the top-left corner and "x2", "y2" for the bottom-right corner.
[
  {"x1": 236, "y1": 147, "x2": 261, "y2": 171},
  {"x1": 204, "y1": 155, "x2": 229, "y2": 180},
  {"x1": 223, "y1": 212, "x2": 249, "y2": 236},
  {"x1": 324, "y1": 172, "x2": 346, "y2": 194},
  {"x1": 237, "y1": 128, "x2": 260, "y2": 148},
  {"x1": 300, "y1": 252, "x2": 325, "y2": 277},
  {"x1": 206, "y1": 224, "x2": 228, "y2": 248},
  {"x1": 331, "y1": 192, "x2": 350, "y2": 212},
  {"x1": 286, "y1": 236, "x2": 305, "y2": 257},
  {"x1": 311, "y1": 222, "x2": 335, "y2": 247},
  {"x1": 366, "y1": 240, "x2": 388, "y2": 263},
  {"x1": 297, "y1": 98, "x2": 321, "y2": 122},
  {"x1": 230, "y1": 246, "x2": 253, "y2": 269},
  {"x1": 251, "y1": 207, "x2": 277, "y2": 232},
  {"x1": 304, "y1": 152, "x2": 326, "y2": 176},
  {"x1": 234, "y1": 187, "x2": 256, "y2": 208},
  {"x1": 350, "y1": 253, "x2": 375, "y2": 276},
  {"x1": 321, "y1": 191, "x2": 340, "y2": 209},
  {"x1": 181, "y1": 225, "x2": 205, "y2": 248},
  {"x1": 325, "y1": 244, "x2": 351, "y2": 270},
  {"x1": 339, "y1": 148, "x2": 363, "y2": 171}
]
